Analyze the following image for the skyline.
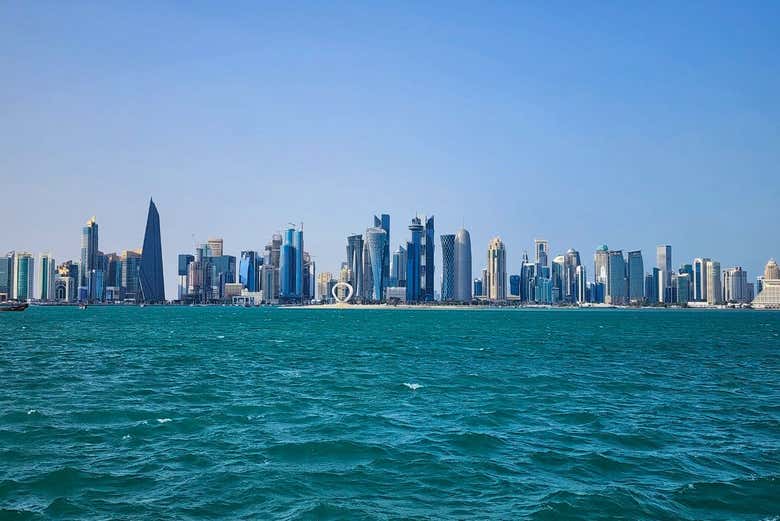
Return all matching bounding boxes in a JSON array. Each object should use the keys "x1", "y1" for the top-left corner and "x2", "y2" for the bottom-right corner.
[{"x1": 2, "y1": 2, "x2": 779, "y2": 298}]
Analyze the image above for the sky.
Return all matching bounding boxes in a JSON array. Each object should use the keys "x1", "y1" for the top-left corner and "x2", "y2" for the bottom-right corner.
[{"x1": 1, "y1": 1, "x2": 779, "y2": 298}]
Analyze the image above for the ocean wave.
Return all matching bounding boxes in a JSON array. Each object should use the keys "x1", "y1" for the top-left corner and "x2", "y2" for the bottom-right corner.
[{"x1": 403, "y1": 383, "x2": 422, "y2": 390}]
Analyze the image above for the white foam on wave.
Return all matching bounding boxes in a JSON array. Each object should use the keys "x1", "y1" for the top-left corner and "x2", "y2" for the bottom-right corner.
[
  {"x1": 27, "y1": 409, "x2": 38, "y2": 415},
  {"x1": 217, "y1": 335, "x2": 225, "y2": 339},
  {"x1": 122, "y1": 434, "x2": 132, "y2": 440},
  {"x1": 403, "y1": 383, "x2": 422, "y2": 391},
  {"x1": 157, "y1": 418, "x2": 172, "y2": 423}
]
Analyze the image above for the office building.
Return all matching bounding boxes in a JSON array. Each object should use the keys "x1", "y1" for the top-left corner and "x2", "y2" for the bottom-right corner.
[
  {"x1": 177, "y1": 254, "x2": 194, "y2": 300},
  {"x1": 752, "y1": 259, "x2": 780, "y2": 308},
  {"x1": 454, "y1": 228, "x2": 472, "y2": 302},
  {"x1": 317, "y1": 272, "x2": 335, "y2": 302},
  {"x1": 391, "y1": 245, "x2": 407, "y2": 288},
  {"x1": 121, "y1": 249, "x2": 142, "y2": 301},
  {"x1": 594, "y1": 245, "x2": 609, "y2": 303},
  {"x1": 723, "y1": 266, "x2": 749, "y2": 303},
  {"x1": 509, "y1": 274, "x2": 521, "y2": 298},
  {"x1": 239, "y1": 251, "x2": 259, "y2": 292},
  {"x1": 139, "y1": 199, "x2": 165, "y2": 303},
  {"x1": 374, "y1": 214, "x2": 390, "y2": 288},
  {"x1": 606, "y1": 250, "x2": 627, "y2": 305},
  {"x1": 346, "y1": 234, "x2": 364, "y2": 299},
  {"x1": 473, "y1": 278, "x2": 483, "y2": 298},
  {"x1": 80, "y1": 216, "x2": 100, "y2": 301},
  {"x1": 37, "y1": 253, "x2": 55, "y2": 301},
  {"x1": 440, "y1": 234, "x2": 456, "y2": 301},
  {"x1": 656, "y1": 245, "x2": 672, "y2": 303},
  {"x1": 0, "y1": 252, "x2": 13, "y2": 300},
  {"x1": 13, "y1": 252, "x2": 34, "y2": 301},
  {"x1": 692, "y1": 258, "x2": 710, "y2": 302},
  {"x1": 534, "y1": 239, "x2": 549, "y2": 267},
  {"x1": 207, "y1": 238, "x2": 223, "y2": 257},
  {"x1": 363, "y1": 226, "x2": 388, "y2": 302},
  {"x1": 677, "y1": 273, "x2": 691, "y2": 304},
  {"x1": 405, "y1": 216, "x2": 434, "y2": 302},
  {"x1": 627, "y1": 250, "x2": 644, "y2": 303},
  {"x1": 486, "y1": 237, "x2": 507, "y2": 302},
  {"x1": 563, "y1": 249, "x2": 581, "y2": 303},
  {"x1": 706, "y1": 260, "x2": 722, "y2": 305},
  {"x1": 575, "y1": 265, "x2": 587, "y2": 303}
]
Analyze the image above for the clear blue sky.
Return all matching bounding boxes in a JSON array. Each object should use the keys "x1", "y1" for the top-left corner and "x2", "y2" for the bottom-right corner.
[{"x1": 2, "y1": 1, "x2": 778, "y2": 297}]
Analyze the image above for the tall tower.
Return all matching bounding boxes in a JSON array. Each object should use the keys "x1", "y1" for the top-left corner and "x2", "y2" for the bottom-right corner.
[
  {"x1": 656, "y1": 245, "x2": 672, "y2": 303},
  {"x1": 37, "y1": 253, "x2": 55, "y2": 301},
  {"x1": 486, "y1": 237, "x2": 507, "y2": 302},
  {"x1": 346, "y1": 234, "x2": 364, "y2": 298},
  {"x1": 374, "y1": 214, "x2": 390, "y2": 289},
  {"x1": 627, "y1": 250, "x2": 644, "y2": 303},
  {"x1": 406, "y1": 217, "x2": 424, "y2": 303},
  {"x1": 80, "y1": 216, "x2": 100, "y2": 301},
  {"x1": 13, "y1": 252, "x2": 34, "y2": 301},
  {"x1": 440, "y1": 234, "x2": 456, "y2": 301},
  {"x1": 364, "y1": 227, "x2": 388, "y2": 302},
  {"x1": 534, "y1": 239, "x2": 549, "y2": 267},
  {"x1": 139, "y1": 198, "x2": 166, "y2": 303},
  {"x1": 454, "y1": 228, "x2": 472, "y2": 302}
]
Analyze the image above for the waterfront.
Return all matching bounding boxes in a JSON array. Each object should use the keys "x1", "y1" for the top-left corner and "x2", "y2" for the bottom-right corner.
[{"x1": 1, "y1": 307, "x2": 779, "y2": 519}]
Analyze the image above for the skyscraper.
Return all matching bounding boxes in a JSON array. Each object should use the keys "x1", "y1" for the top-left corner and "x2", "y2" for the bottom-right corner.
[
  {"x1": 563, "y1": 249, "x2": 581, "y2": 303},
  {"x1": 80, "y1": 216, "x2": 100, "y2": 301},
  {"x1": 706, "y1": 260, "x2": 722, "y2": 305},
  {"x1": 422, "y1": 216, "x2": 435, "y2": 301},
  {"x1": 0, "y1": 252, "x2": 14, "y2": 300},
  {"x1": 594, "y1": 245, "x2": 609, "y2": 303},
  {"x1": 37, "y1": 253, "x2": 55, "y2": 301},
  {"x1": 391, "y1": 245, "x2": 407, "y2": 288},
  {"x1": 280, "y1": 226, "x2": 304, "y2": 301},
  {"x1": 374, "y1": 214, "x2": 390, "y2": 289},
  {"x1": 764, "y1": 259, "x2": 780, "y2": 280},
  {"x1": 606, "y1": 250, "x2": 627, "y2": 305},
  {"x1": 656, "y1": 245, "x2": 672, "y2": 303},
  {"x1": 121, "y1": 249, "x2": 142, "y2": 302},
  {"x1": 454, "y1": 228, "x2": 472, "y2": 302},
  {"x1": 677, "y1": 273, "x2": 691, "y2": 304},
  {"x1": 239, "y1": 251, "x2": 259, "y2": 292},
  {"x1": 551, "y1": 255, "x2": 565, "y2": 303},
  {"x1": 723, "y1": 266, "x2": 749, "y2": 303},
  {"x1": 178, "y1": 254, "x2": 194, "y2": 300},
  {"x1": 207, "y1": 238, "x2": 223, "y2": 257},
  {"x1": 139, "y1": 199, "x2": 165, "y2": 303},
  {"x1": 440, "y1": 234, "x2": 456, "y2": 301},
  {"x1": 534, "y1": 239, "x2": 549, "y2": 267},
  {"x1": 692, "y1": 257, "x2": 710, "y2": 302},
  {"x1": 575, "y1": 265, "x2": 587, "y2": 303},
  {"x1": 13, "y1": 252, "x2": 34, "y2": 301},
  {"x1": 346, "y1": 234, "x2": 364, "y2": 298},
  {"x1": 627, "y1": 250, "x2": 644, "y2": 303},
  {"x1": 406, "y1": 217, "x2": 423, "y2": 302},
  {"x1": 364, "y1": 227, "x2": 388, "y2": 302},
  {"x1": 486, "y1": 237, "x2": 507, "y2": 302}
]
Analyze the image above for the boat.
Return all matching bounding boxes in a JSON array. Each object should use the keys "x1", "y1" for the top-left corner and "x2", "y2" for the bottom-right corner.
[
  {"x1": 0, "y1": 302, "x2": 29, "y2": 312},
  {"x1": 79, "y1": 303, "x2": 88, "y2": 310}
]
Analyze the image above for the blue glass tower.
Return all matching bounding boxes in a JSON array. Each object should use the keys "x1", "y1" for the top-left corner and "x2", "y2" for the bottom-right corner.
[
  {"x1": 406, "y1": 217, "x2": 423, "y2": 302},
  {"x1": 139, "y1": 199, "x2": 165, "y2": 303},
  {"x1": 280, "y1": 227, "x2": 303, "y2": 301},
  {"x1": 239, "y1": 251, "x2": 258, "y2": 291},
  {"x1": 440, "y1": 234, "x2": 455, "y2": 301},
  {"x1": 374, "y1": 214, "x2": 390, "y2": 288}
]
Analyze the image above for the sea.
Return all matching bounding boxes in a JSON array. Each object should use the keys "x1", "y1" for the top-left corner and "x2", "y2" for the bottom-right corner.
[{"x1": 1, "y1": 306, "x2": 779, "y2": 520}]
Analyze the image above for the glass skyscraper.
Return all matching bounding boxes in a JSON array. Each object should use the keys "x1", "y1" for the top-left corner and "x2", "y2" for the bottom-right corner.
[
  {"x1": 1, "y1": 252, "x2": 14, "y2": 299},
  {"x1": 374, "y1": 214, "x2": 390, "y2": 289},
  {"x1": 627, "y1": 250, "x2": 644, "y2": 303},
  {"x1": 406, "y1": 217, "x2": 423, "y2": 303},
  {"x1": 364, "y1": 227, "x2": 388, "y2": 302},
  {"x1": 80, "y1": 216, "x2": 100, "y2": 302},
  {"x1": 454, "y1": 228, "x2": 472, "y2": 302},
  {"x1": 239, "y1": 251, "x2": 259, "y2": 292},
  {"x1": 139, "y1": 199, "x2": 165, "y2": 303},
  {"x1": 280, "y1": 227, "x2": 304, "y2": 301},
  {"x1": 440, "y1": 234, "x2": 455, "y2": 301},
  {"x1": 13, "y1": 252, "x2": 34, "y2": 301},
  {"x1": 606, "y1": 250, "x2": 627, "y2": 305},
  {"x1": 346, "y1": 234, "x2": 364, "y2": 299},
  {"x1": 656, "y1": 245, "x2": 672, "y2": 303}
]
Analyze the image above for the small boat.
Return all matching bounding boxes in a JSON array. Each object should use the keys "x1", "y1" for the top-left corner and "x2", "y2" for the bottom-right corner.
[
  {"x1": 0, "y1": 302, "x2": 29, "y2": 312},
  {"x1": 79, "y1": 303, "x2": 88, "y2": 310}
]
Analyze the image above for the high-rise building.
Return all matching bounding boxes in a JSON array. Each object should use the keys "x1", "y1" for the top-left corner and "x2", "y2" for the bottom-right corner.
[
  {"x1": 440, "y1": 234, "x2": 456, "y2": 301},
  {"x1": 13, "y1": 252, "x2": 34, "y2": 301},
  {"x1": 454, "y1": 228, "x2": 472, "y2": 303},
  {"x1": 486, "y1": 237, "x2": 507, "y2": 302},
  {"x1": 563, "y1": 249, "x2": 581, "y2": 303},
  {"x1": 177, "y1": 254, "x2": 194, "y2": 300},
  {"x1": 509, "y1": 274, "x2": 521, "y2": 297},
  {"x1": 593, "y1": 245, "x2": 609, "y2": 303},
  {"x1": 473, "y1": 278, "x2": 483, "y2": 298},
  {"x1": 551, "y1": 255, "x2": 565, "y2": 304},
  {"x1": 692, "y1": 258, "x2": 710, "y2": 302},
  {"x1": 606, "y1": 250, "x2": 627, "y2": 305},
  {"x1": 626, "y1": 250, "x2": 644, "y2": 303},
  {"x1": 239, "y1": 251, "x2": 259, "y2": 292},
  {"x1": 391, "y1": 245, "x2": 407, "y2": 288},
  {"x1": 534, "y1": 239, "x2": 549, "y2": 267},
  {"x1": 139, "y1": 199, "x2": 165, "y2": 303},
  {"x1": 346, "y1": 234, "x2": 364, "y2": 298},
  {"x1": 317, "y1": 272, "x2": 334, "y2": 302},
  {"x1": 80, "y1": 216, "x2": 100, "y2": 301},
  {"x1": 723, "y1": 266, "x2": 749, "y2": 303},
  {"x1": 374, "y1": 214, "x2": 390, "y2": 288},
  {"x1": 406, "y1": 216, "x2": 433, "y2": 303},
  {"x1": 575, "y1": 265, "x2": 587, "y2": 303},
  {"x1": 363, "y1": 226, "x2": 388, "y2": 302},
  {"x1": 706, "y1": 260, "x2": 722, "y2": 305},
  {"x1": 0, "y1": 252, "x2": 14, "y2": 300},
  {"x1": 656, "y1": 245, "x2": 672, "y2": 303},
  {"x1": 207, "y1": 238, "x2": 223, "y2": 257},
  {"x1": 54, "y1": 261, "x2": 78, "y2": 302},
  {"x1": 279, "y1": 226, "x2": 305, "y2": 302},
  {"x1": 677, "y1": 273, "x2": 691, "y2": 304},
  {"x1": 121, "y1": 249, "x2": 142, "y2": 301},
  {"x1": 37, "y1": 253, "x2": 55, "y2": 301}
]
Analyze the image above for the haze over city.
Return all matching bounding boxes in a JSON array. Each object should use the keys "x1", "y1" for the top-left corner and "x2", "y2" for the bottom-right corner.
[{"x1": 2, "y1": 2, "x2": 778, "y2": 298}]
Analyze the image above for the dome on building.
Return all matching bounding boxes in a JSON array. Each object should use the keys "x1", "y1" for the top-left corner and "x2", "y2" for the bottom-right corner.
[{"x1": 764, "y1": 259, "x2": 780, "y2": 281}]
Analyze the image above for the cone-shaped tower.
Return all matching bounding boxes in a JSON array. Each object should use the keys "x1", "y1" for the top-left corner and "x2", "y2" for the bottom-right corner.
[{"x1": 139, "y1": 198, "x2": 165, "y2": 303}]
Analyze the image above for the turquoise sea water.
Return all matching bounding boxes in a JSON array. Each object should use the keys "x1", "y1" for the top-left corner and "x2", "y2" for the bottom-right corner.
[{"x1": 1, "y1": 307, "x2": 779, "y2": 520}]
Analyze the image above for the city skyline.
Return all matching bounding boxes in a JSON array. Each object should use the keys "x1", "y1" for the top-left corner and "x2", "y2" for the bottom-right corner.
[{"x1": 2, "y1": 3, "x2": 778, "y2": 300}]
